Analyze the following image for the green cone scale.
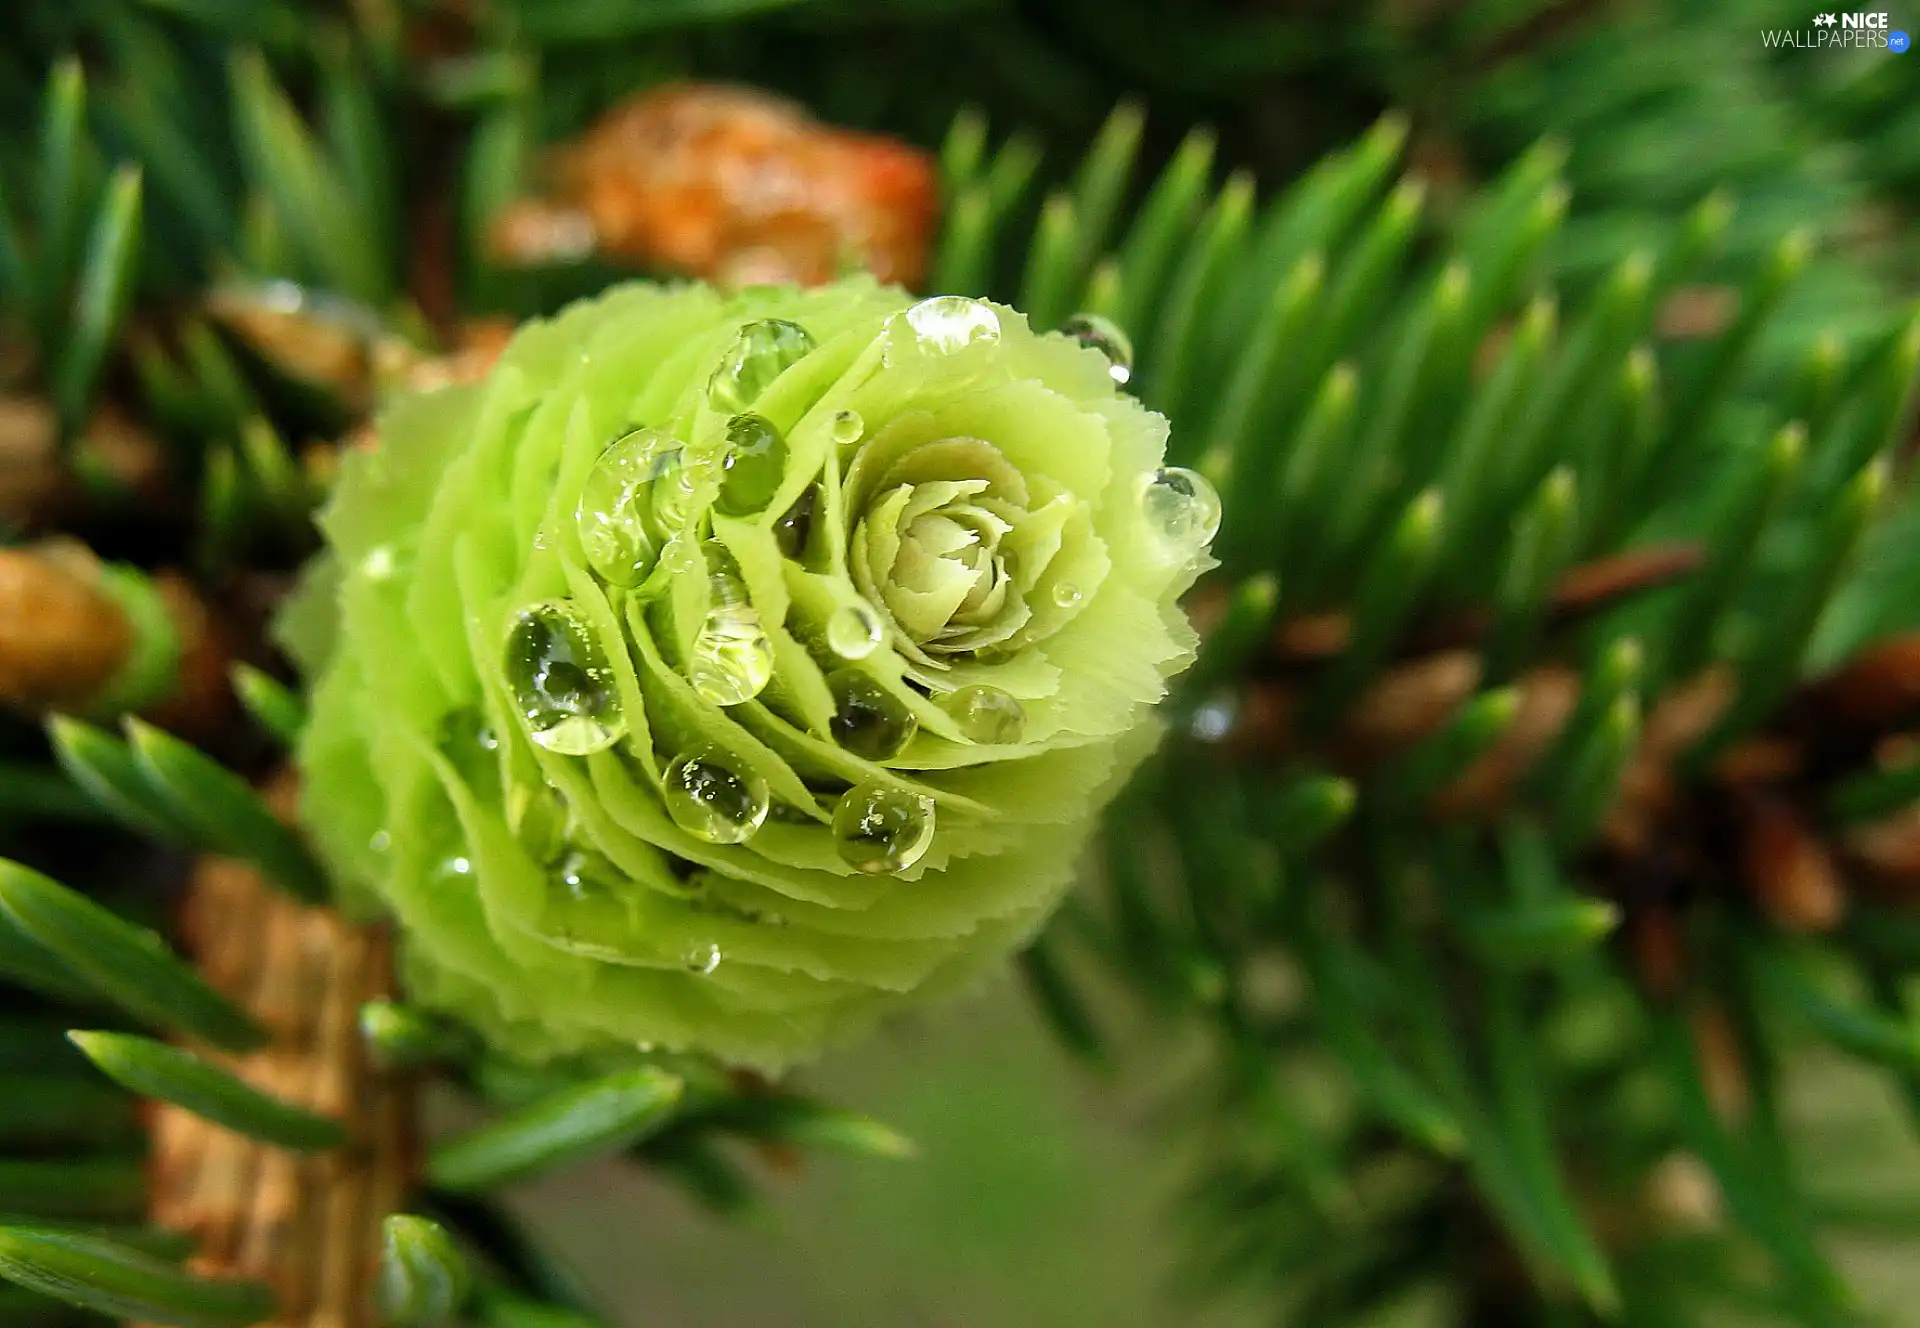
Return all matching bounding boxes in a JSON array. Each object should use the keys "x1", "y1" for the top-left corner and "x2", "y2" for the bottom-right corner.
[{"x1": 286, "y1": 278, "x2": 1214, "y2": 1070}]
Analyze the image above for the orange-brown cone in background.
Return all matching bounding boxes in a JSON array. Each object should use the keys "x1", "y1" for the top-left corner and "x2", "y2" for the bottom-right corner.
[
  {"x1": 0, "y1": 542, "x2": 134, "y2": 712},
  {"x1": 1733, "y1": 790, "x2": 1845, "y2": 934},
  {"x1": 491, "y1": 83, "x2": 939, "y2": 289},
  {"x1": 0, "y1": 542, "x2": 229, "y2": 734}
]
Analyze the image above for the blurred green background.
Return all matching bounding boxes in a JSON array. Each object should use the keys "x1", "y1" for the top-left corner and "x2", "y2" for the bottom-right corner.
[
  {"x1": 502, "y1": 984, "x2": 1920, "y2": 1328},
  {"x1": 505, "y1": 981, "x2": 1254, "y2": 1328}
]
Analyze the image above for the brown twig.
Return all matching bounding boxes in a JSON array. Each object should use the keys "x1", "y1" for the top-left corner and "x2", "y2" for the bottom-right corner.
[{"x1": 143, "y1": 836, "x2": 413, "y2": 1327}]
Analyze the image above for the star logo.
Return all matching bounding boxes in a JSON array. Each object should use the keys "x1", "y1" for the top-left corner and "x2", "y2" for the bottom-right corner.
[{"x1": 1814, "y1": 11, "x2": 1838, "y2": 23}]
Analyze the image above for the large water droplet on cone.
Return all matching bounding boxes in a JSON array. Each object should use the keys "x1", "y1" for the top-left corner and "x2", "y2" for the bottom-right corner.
[
  {"x1": 688, "y1": 541, "x2": 775, "y2": 707},
  {"x1": 1059, "y1": 312, "x2": 1134, "y2": 385},
  {"x1": 648, "y1": 444, "x2": 704, "y2": 537},
  {"x1": 1138, "y1": 466, "x2": 1223, "y2": 555},
  {"x1": 831, "y1": 409, "x2": 865, "y2": 445},
  {"x1": 827, "y1": 670, "x2": 918, "y2": 761},
  {"x1": 773, "y1": 486, "x2": 818, "y2": 560},
  {"x1": 709, "y1": 318, "x2": 816, "y2": 414},
  {"x1": 939, "y1": 684, "x2": 1026, "y2": 744},
  {"x1": 715, "y1": 413, "x2": 788, "y2": 517},
  {"x1": 503, "y1": 600, "x2": 626, "y2": 755},
  {"x1": 826, "y1": 600, "x2": 884, "y2": 660},
  {"x1": 662, "y1": 747, "x2": 770, "y2": 845},
  {"x1": 886, "y1": 296, "x2": 1000, "y2": 363},
  {"x1": 832, "y1": 781, "x2": 936, "y2": 873},
  {"x1": 575, "y1": 427, "x2": 690, "y2": 586}
]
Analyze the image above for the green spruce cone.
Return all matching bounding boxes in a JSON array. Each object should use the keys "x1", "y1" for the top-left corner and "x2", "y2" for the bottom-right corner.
[{"x1": 286, "y1": 279, "x2": 1216, "y2": 1070}]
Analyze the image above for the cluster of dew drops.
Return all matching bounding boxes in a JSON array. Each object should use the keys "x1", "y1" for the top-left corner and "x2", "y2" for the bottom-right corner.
[{"x1": 494, "y1": 296, "x2": 1220, "y2": 901}]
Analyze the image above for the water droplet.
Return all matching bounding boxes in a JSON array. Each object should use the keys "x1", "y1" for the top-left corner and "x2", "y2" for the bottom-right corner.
[
  {"x1": 832, "y1": 781, "x2": 936, "y2": 874},
  {"x1": 575, "y1": 428, "x2": 689, "y2": 586},
  {"x1": 1051, "y1": 581, "x2": 1084, "y2": 609},
  {"x1": 426, "y1": 854, "x2": 472, "y2": 889},
  {"x1": 773, "y1": 486, "x2": 817, "y2": 560},
  {"x1": 939, "y1": 684, "x2": 1026, "y2": 744},
  {"x1": 663, "y1": 747, "x2": 770, "y2": 844},
  {"x1": 362, "y1": 544, "x2": 398, "y2": 580},
  {"x1": 1138, "y1": 466, "x2": 1223, "y2": 554},
  {"x1": 826, "y1": 601, "x2": 884, "y2": 659},
  {"x1": 709, "y1": 319, "x2": 815, "y2": 415},
  {"x1": 1059, "y1": 312, "x2": 1134, "y2": 385},
  {"x1": 1188, "y1": 692, "x2": 1238, "y2": 743},
  {"x1": 831, "y1": 409, "x2": 864, "y2": 444},
  {"x1": 827, "y1": 670, "x2": 918, "y2": 761},
  {"x1": 684, "y1": 942, "x2": 721, "y2": 975},
  {"x1": 661, "y1": 537, "x2": 698, "y2": 574},
  {"x1": 369, "y1": 829, "x2": 391, "y2": 855},
  {"x1": 555, "y1": 848, "x2": 616, "y2": 899},
  {"x1": 689, "y1": 542, "x2": 774, "y2": 706},
  {"x1": 715, "y1": 413, "x2": 787, "y2": 516},
  {"x1": 888, "y1": 296, "x2": 1000, "y2": 361},
  {"x1": 648, "y1": 446, "x2": 703, "y2": 537},
  {"x1": 503, "y1": 600, "x2": 626, "y2": 754}
]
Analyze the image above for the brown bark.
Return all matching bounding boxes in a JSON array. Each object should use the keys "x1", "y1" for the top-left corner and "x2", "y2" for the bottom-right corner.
[{"x1": 142, "y1": 853, "x2": 415, "y2": 1328}]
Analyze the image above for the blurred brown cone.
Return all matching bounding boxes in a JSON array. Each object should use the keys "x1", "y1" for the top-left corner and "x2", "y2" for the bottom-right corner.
[
  {"x1": 491, "y1": 83, "x2": 939, "y2": 288},
  {"x1": 0, "y1": 542, "x2": 230, "y2": 733},
  {"x1": 0, "y1": 542, "x2": 134, "y2": 712},
  {"x1": 1734, "y1": 791, "x2": 1845, "y2": 934}
]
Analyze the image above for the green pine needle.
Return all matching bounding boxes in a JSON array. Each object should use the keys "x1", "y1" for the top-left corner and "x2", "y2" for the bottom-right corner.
[
  {"x1": 428, "y1": 1068, "x2": 686, "y2": 1192},
  {"x1": 122, "y1": 718, "x2": 330, "y2": 904},
  {"x1": 69, "y1": 1031, "x2": 348, "y2": 1153},
  {"x1": 0, "y1": 861, "x2": 265, "y2": 1052},
  {"x1": 0, "y1": 1227, "x2": 274, "y2": 1328}
]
